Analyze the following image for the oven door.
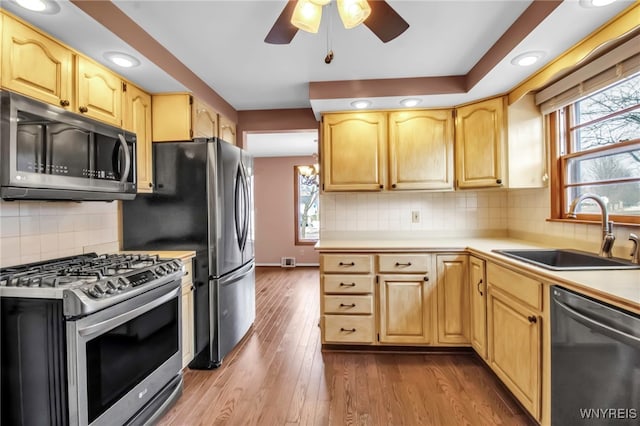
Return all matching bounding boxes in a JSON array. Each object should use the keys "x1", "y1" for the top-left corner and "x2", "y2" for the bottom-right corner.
[{"x1": 66, "y1": 281, "x2": 182, "y2": 426}]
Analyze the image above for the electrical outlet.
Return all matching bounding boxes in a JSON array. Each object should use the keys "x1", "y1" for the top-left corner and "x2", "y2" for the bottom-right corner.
[{"x1": 411, "y1": 210, "x2": 420, "y2": 223}]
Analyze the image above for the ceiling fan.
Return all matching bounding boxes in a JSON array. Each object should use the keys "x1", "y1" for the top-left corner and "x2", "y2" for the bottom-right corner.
[{"x1": 265, "y1": 0, "x2": 410, "y2": 45}]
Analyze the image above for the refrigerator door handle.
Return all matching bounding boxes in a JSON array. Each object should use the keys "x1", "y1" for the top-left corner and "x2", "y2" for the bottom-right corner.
[
  {"x1": 234, "y1": 166, "x2": 244, "y2": 252},
  {"x1": 240, "y1": 163, "x2": 250, "y2": 251}
]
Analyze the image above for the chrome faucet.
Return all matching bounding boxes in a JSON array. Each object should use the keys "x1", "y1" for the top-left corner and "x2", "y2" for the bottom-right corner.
[
  {"x1": 567, "y1": 193, "x2": 615, "y2": 258},
  {"x1": 629, "y1": 233, "x2": 639, "y2": 264}
]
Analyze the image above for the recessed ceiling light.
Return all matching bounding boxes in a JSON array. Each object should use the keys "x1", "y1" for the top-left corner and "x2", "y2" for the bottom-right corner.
[
  {"x1": 103, "y1": 52, "x2": 141, "y2": 68},
  {"x1": 400, "y1": 98, "x2": 421, "y2": 108},
  {"x1": 351, "y1": 100, "x2": 371, "y2": 109},
  {"x1": 579, "y1": 0, "x2": 616, "y2": 7},
  {"x1": 14, "y1": 0, "x2": 60, "y2": 14},
  {"x1": 511, "y1": 51, "x2": 545, "y2": 67}
]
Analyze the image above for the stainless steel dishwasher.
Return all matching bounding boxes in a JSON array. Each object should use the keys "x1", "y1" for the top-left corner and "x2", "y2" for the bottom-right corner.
[{"x1": 551, "y1": 286, "x2": 640, "y2": 425}]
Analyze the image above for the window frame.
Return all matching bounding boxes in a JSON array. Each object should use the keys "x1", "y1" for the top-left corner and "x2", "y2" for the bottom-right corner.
[
  {"x1": 293, "y1": 165, "x2": 319, "y2": 245},
  {"x1": 549, "y1": 86, "x2": 640, "y2": 226}
]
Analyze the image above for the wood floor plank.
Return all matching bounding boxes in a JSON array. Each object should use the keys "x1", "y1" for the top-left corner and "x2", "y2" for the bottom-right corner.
[{"x1": 158, "y1": 267, "x2": 533, "y2": 426}]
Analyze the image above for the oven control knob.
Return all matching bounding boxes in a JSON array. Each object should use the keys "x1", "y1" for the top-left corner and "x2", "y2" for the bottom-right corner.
[
  {"x1": 88, "y1": 285, "x2": 104, "y2": 298},
  {"x1": 155, "y1": 266, "x2": 166, "y2": 276},
  {"x1": 106, "y1": 280, "x2": 119, "y2": 294},
  {"x1": 118, "y1": 277, "x2": 130, "y2": 288}
]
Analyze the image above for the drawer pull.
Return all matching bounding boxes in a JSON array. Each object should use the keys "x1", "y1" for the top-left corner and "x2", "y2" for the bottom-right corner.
[
  {"x1": 339, "y1": 262, "x2": 355, "y2": 266},
  {"x1": 339, "y1": 303, "x2": 356, "y2": 308},
  {"x1": 395, "y1": 262, "x2": 412, "y2": 267},
  {"x1": 339, "y1": 282, "x2": 356, "y2": 287},
  {"x1": 528, "y1": 315, "x2": 537, "y2": 324},
  {"x1": 340, "y1": 327, "x2": 356, "y2": 333}
]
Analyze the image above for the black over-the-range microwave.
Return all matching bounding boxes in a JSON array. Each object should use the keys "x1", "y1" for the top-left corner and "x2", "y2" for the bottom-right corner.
[{"x1": 0, "y1": 90, "x2": 137, "y2": 201}]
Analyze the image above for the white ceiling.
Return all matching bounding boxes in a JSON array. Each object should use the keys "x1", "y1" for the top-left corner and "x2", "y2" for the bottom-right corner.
[{"x1": 1, "y1": 0, "x2": 636, "y2": 155}]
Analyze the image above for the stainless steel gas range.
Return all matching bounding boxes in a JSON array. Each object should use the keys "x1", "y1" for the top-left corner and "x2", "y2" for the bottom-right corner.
[{"x1": 0, "y1": 253, "x2": 185, "y2": 426}]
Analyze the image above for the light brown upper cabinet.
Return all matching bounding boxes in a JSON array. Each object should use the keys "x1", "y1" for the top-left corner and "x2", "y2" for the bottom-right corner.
[
  {"x1": 218, "y1": 115, "x2": 236, "y2": 145},
  {"x1": 76, "y1": 57, "x2": 122, "y2": 127},
  {"x1": 152, "y1": 93, "x2": 221, "y2": 142},
  {"x1": 123, "y1": 83, "x2": 153, "y2": 193},
  {"x1": 322, "y1": 112, "x2": 387, "y2": 191},
  {"x1": 455, "y1": 96, "x2": 507, "y2": 189},
  {"x1": 1, "y1": 15, "x2": 74, "y2": 109},
  {"x1": 388, "y1": 110, "x2": 454, "y2": 190}
]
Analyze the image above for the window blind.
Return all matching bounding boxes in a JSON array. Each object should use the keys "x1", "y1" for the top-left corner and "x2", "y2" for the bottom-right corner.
[{"x1": 535, "y1": 33, "x2": 640, "y2": 115}]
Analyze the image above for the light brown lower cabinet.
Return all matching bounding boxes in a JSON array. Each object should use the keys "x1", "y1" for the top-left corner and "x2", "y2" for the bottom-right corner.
[
  {"x1": 378, "y1": 274, "x2": 433, "y2": 344},
  {"x1": 436, "y1": 254, "x2": 470, "y2": 344},
  {"x1": 181, "y1": 260, "x2": 195, "y2": 368},
  {"x1": 469, "y1": 256, "x2": 487, "y2": 358},
  {"x1": 487, "y1": 282, "x2": 542, "y2": 421}
]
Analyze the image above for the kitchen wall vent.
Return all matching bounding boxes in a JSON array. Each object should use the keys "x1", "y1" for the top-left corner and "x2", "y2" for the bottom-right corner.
[{"x1": 281, "y1": 257, "x2": 296, "y2": 268}]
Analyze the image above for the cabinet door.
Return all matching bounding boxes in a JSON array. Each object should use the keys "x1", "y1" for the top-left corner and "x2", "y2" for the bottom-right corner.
[
  {"x1": 76, "y1": 57, "x2": 122, "y2": 126},
  {"x1": 1, "y1": 17, "x2": 73, "y2": 108},
  {"x1": 388, "y1": 110, "x2": 454, "y2": 190},
  {"x1": 455, "y1": 97, "x2": 506, "y2": 188},
  {"x1": 469, "y1": 256, "x2": 487, "y2": 358},
  {"x1": 193, "y1": 98, "x2": 219, "y2": 139},
  {"x1": 123, "y1": 84, "x2": 153, "y2": 193},
  {"x1": 378, "y1": 274, "x2": 432, "y2": 344},
  {"x1": 181, "y1": 281, "x2": 194, "y2": 368},
  {"x1": 436, "y1": 254, "x2": 470, "y2": 344},
  {"x1": 321, "y1": 112, "x2": 387, "y2": 191},
  {"x1": 152, "y1": 93, "x2": 192, "y2": 141},
  {"x1": 219, "y1": 115, "x2": 236, "y2": 145},
  {"x1": 487, "y1": 287, "x2": 541, "y2": 420}
]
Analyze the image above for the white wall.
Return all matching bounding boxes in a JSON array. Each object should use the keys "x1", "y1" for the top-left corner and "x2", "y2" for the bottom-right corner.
[{"x1": 0, "y1": 200, "x2": 120, "y2": 267}]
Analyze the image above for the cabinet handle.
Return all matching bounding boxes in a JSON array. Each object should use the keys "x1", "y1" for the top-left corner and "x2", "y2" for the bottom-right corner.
[
  {"x1": 59, "y1": 99, "x2": 70, "y2": 107},
  {"x1": 392, "y1": 183, "x2": 397, "y2": 188},
  {"x1": 424, "y1": 276, "x2": 429, "y2": 282},
  {"x1": 395, "y1": 262, "x2": 412, "y2": 266},
  {"x1": 185, "y1": 271, "x2": 189, "y2": 276},
  {"x1": 338, "y1": 262, "x2": 355, "y2": 266},
  {"x1": 339, "y1": 303, "x2": 356, "y2": 308},
  {"x1": 496, "y1": 179, "x2": 503, "y2": 185},
  {"x1": 379, "y1": 184, "x2": 383, "y2": 189},
  {"x1": 528, "y1": 315, "x2": 537, "y2": 323},
  {"x1": 477, "y1": 279, "x2": 483, "y2": 296},
  {"x1": 340, "y1": 327, "x2": 356, "y2": 332},
  {"x1": 79, "y1": 106, "x2": 88, "y2": 113},
  {"x1": 148, "y1": 182, "x2": 153, "y2": 188},
  {"x1": 190, "y1": 285, "x2": 194, "y2": 291},
  {"x1": 339, "y1": 282, "x2": 356, "y2": 287}
]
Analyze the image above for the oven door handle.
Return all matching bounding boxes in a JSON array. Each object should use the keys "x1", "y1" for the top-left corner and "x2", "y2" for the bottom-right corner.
[
  {"x1": 117, "y1": 133, "x2": 131, "y2": 184},
  {"x1": 77, "y1": 286, "x2": 180, "y2": 338},
  {"x1": 555, "y1": 299, "x2": 640, "y2": 349}
]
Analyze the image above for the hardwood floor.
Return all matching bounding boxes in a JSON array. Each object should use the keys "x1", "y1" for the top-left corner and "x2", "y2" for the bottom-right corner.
[{"x1": 158, "y1": 267, "x2": 533, "y2": 426}]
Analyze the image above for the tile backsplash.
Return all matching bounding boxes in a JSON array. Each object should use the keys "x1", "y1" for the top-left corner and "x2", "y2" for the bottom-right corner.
[
  {"x1": 320, "y1": 191, "x2": 509, "y2": 239},
  {"x1": 0, "y1": 200, "x2": 119, "y2": 267}
]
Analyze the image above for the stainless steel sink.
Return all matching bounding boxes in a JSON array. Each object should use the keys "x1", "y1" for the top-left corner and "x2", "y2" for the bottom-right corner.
[{"x1": 492, "y1": 249, "x2": 640, "y2": 270}]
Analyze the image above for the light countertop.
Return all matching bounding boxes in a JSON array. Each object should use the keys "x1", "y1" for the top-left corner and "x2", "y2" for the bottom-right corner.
[{"x1": 316, "y1": 237, "x2": 640, "y2": 314}]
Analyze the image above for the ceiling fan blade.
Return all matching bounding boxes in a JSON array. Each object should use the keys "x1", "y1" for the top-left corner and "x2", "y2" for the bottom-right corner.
[
  {"x1": 364, "y1": 1, "x2": 409, "y2": 43},
  {"x1": 265, "y1": 0, "x2": 299, "y2": 44}
]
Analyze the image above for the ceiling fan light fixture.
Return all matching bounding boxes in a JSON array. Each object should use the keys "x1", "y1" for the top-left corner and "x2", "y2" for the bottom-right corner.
[
  {"x1": 400, "y1": 98, "x2": 421, "y2": 107},
  {"x1": 579, "y1": 0, "x2": 616, "y2": 7},
  {"x1": 351, "y1": 100, "x2": 372, "y2": 109},
  {"x1": 291, "y1": 0, "x2": 323, "y2": 34},
  {"x1": 309, "y1": 0, "x2": 331, "y2": 5},
  {"x1": 104, "y1": 52, "x2": 141, "y2": 68},
  {"x1": 337, "y1": 0, "x2": 372, "y2": 29}
]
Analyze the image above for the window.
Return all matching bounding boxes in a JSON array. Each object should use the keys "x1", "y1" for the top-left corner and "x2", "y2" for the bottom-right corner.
[
  {"x1": 294, "y1": 165, "x2": 319, "y2": 244},
  {"x1": 551, "y1": 72, "x2": 640, "y2": 224}
]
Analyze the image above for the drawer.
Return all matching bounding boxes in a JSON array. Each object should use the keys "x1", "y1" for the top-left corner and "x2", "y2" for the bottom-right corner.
[
  {"x1": 323, "y1": 295, "x2": 373, "y2": 314},
  {"x1": 182, "y1": 259, "x2": 193, "y2": 284},
  {"x1": 487, "y1": 262, "x2": 542, "y2": 310},
  {"x1": 323, "y1": 275, "x2": 374, "y2": 294},
  {"x1": 378, "y1": 254, "x2": 430, "y2": 274},
  {"x1": 323, "y1": 315, "x2": 374, "y2": 344},
  {"x1": 321, "y1": 254, "x2": 373, "y2": 274}
]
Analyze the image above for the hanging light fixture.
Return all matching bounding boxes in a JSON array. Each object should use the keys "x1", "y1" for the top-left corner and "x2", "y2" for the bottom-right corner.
[
  {"x1": 290, "y1": 0, "x2": 371, "y2": 34},
  {"x1": 337, "y1": 0, "x2": 371, "y2": 29},
  {"x1": 291, "y1": 0, "x2": 323, "y2": 34}
]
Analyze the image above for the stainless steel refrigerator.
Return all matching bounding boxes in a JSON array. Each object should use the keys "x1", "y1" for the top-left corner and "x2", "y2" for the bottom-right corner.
[{"x1": 122, "y1": 138, "x2": 255, "y2": 369}]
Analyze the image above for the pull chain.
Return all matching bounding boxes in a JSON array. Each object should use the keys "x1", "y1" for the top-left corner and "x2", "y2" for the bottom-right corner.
[{"x1": 325, "y1": 2, "x2": 334, "y2": 64}]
